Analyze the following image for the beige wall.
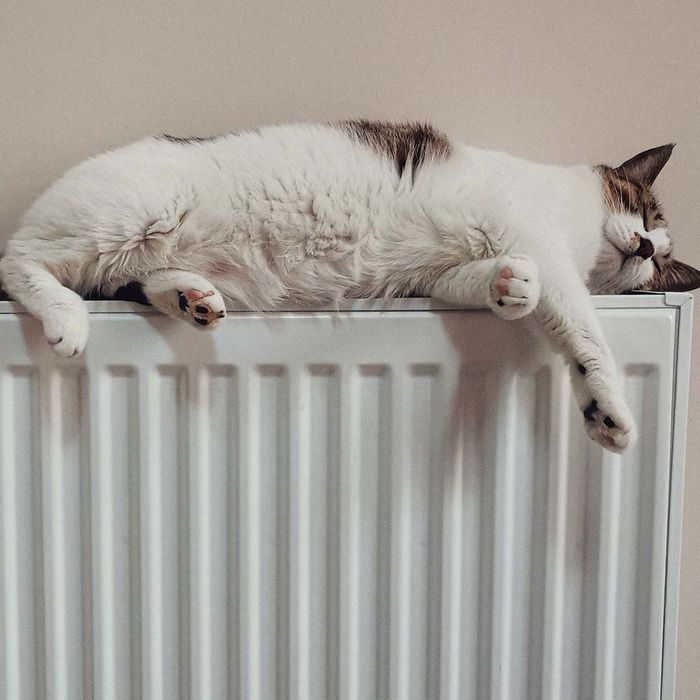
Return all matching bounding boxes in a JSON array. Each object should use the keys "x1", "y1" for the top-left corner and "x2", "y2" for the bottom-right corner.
[{"x1": 1, "y1": 0, "x2": 698, "y2": 693}]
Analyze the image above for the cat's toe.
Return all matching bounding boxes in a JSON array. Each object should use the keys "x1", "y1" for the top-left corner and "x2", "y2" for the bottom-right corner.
[
  {"x1": 582, "y1": 397, "x2": 637, "y2": 453},
  {"x1": 177, "y1": 288, "x2": 226, "y2": 329},
  {"x1": 43, "y1": 306, "x2": 89, "y2": 357},
  {"x1": 489, "y1": 256, "x2": 540, "y2": 319}
]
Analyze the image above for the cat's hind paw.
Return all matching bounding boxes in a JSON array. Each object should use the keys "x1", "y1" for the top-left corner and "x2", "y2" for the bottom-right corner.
[
  {"x1": 488, "y1": 255, "x2": 540, "y2": 320},
  {"x1": 177, "y1": 288, "x2": 226, "y2": 329},
  {"x1": 582, "y1": 395, "x2": 637, "y2": 453}
]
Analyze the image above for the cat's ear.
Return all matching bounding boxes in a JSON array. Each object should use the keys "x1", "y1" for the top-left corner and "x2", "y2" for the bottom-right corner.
[
  {"x1": 642, "y1": 258, "x2": 700, "y2": 292},
  {"x1": 615, "y1": 143, "x2": 675, "y2": 186}
]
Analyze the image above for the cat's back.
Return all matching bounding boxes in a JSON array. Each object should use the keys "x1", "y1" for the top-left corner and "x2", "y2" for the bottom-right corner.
[
  {"x1": 19, "y1": 123, "x2": 403, "y2": 235},
  {"x1": 46, "y1": 122, "x2": 399, "y2": 188}
]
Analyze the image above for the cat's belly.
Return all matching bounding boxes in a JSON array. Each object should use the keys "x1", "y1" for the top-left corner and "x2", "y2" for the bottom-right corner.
[{"x1": 166, "y1": 173, "x2": 401, "y2": 307}]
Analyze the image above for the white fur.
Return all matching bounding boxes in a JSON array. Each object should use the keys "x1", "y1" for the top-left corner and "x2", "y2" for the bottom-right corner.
[{"x1": 0, "y1": 123, "x2": 641, "y2": 449}]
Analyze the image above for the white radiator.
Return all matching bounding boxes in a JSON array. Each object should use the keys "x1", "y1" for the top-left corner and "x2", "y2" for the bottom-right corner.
[{"x1": 0, "y1": 294, "x2": 692, "y2": 700}]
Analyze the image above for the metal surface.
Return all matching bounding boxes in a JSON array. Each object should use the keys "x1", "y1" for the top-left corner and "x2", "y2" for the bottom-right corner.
[{"x1": 0, "y1": 294, "x2": 692, "y2": 700}]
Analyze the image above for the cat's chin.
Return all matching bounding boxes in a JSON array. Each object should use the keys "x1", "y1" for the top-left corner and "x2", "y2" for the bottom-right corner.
[{"x1": 620, "y1": 255, "x2": 654, "y2": 287}]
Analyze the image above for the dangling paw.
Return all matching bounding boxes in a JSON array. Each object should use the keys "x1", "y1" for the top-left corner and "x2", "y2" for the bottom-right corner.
[
  {"x1": 581, "y1": 395, "x2": 636, "y2": 453},
  {"x1": 488, "y1": 255, "x2": 540, "y2": 320},
  {"x1": 176, "y1": 288, "x2": 226, "y2": 329},
  {"x1": 573, "y1": 369, "x2": 637, "y2": 452},
  {"x1": 43, "y1": 303, "x2": 89, "y2": 357}
]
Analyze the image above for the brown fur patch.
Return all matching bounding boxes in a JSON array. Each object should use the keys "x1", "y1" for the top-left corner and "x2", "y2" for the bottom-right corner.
[
  {"x1": 597, "y1": 165, "x2": 644, "y2": 214},
  {"x1": 83, "y1": 281, "x2": 151, "y2": 305},
  {"x1": 337, "y1": 119, "x2": 453, "y2": 180},
  {"x1": 597, "y1": 165, "x2": 667, "y2": 230},
  {"x1": 617, "y1": 144, "x2": 675, "y2": 186},
  {"x1": 160, "y1": 134, "x2": 223, "y2": 144},
  {"x1": 641, "y1": 259, "x2": 700, "y2": 292}
]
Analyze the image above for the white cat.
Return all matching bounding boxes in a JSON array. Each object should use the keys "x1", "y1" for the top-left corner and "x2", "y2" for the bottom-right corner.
[{"x1": 1, "y1": 120, "x2": 698, "y2": 452}]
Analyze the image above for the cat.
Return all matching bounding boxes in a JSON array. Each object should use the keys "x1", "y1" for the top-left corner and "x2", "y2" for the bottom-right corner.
[{"x1": 1, "y1": 120, "x2": 698, "y2": 452}]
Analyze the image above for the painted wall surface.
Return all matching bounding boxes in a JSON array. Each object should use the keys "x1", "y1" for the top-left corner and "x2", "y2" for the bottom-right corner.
[{"x1": 1, "y1": 2, "x2": 698, "y2": 695}]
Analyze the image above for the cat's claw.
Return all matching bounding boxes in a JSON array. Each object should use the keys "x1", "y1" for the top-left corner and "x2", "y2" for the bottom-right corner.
[
  {"x1": 43, "y1": 303, "x2": 89, "y2": 357},
  {"x1": 489, "y1": 255, "x2": 540, "y2": 320},
  {"x1": 177, "y1": 288, "x2": 226, "y2": 329}
]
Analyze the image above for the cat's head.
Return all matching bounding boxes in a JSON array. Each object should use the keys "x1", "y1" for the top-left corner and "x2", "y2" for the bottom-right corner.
[{"x1": 589, "y1": 144, "x2": 700, "y2": 294}]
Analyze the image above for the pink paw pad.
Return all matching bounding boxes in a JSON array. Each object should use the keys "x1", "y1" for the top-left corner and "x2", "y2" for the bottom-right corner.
[
  {"x1": 496, "y1": 281, "x2": 510, "y2": 296},
  {"x1": 177, "y1": 288, "x2": 225, "y2": 327},
  {"x1": 184, "y1": 289, "x2": 213, "y2": 302}
]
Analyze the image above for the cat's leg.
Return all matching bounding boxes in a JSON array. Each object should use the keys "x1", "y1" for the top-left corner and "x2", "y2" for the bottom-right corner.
[
  {"x1": 140, "y1": 269, "x2": 227, "y2": 328},
  {"x1": 534, "y1": 268, "x2": 636, "y2": 452},
  {"x1": 0, "y1": 255, "x2": 89, "y2": 356},
  {"x1": 430, "y1": 254, "x2": 540, "y2": 319},
  {"x1": 430, "y1": 254, "x2": 635, "y2": 451}
]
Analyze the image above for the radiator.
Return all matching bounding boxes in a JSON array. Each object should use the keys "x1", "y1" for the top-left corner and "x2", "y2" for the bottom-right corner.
[{"x1": 0, "y1": 294, "x2": 692, "y2": 700}]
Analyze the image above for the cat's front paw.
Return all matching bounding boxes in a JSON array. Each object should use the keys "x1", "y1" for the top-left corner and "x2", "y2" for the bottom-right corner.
[
  {"x1": 177, "y1": 288, "x2": 226, "y2": 329},
  {"x1": 570, "y1": 363, "x2": 637, "y2": 453},
  {"x1": 43, "y1": 303, "x2": 89, "y2": 357},
  {"x1": 577, "y1": 385, "x2": 637, "y2": 453},
  {"x1": 488, "y1": 255, "x2": 540, "y2": 320}
]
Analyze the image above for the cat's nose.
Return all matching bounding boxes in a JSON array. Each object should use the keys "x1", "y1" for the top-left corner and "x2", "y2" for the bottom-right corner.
[{"x1": 634, "y1": 236, "x2": 655, "y2": 260}]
